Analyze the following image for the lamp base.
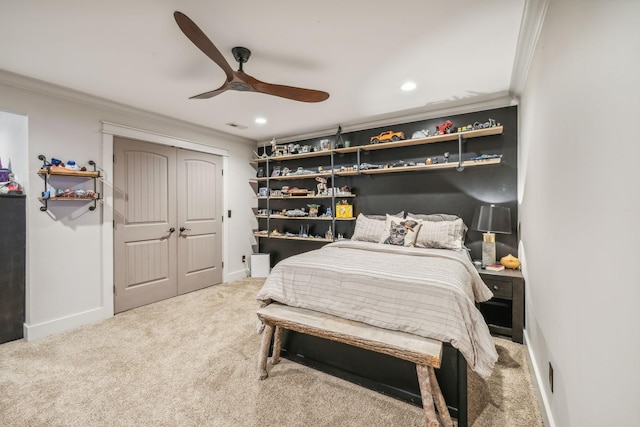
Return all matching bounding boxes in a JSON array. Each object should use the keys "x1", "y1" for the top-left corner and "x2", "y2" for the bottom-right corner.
[{"x1": 481, "y1": 232, "x2": 496, "y2": 266}]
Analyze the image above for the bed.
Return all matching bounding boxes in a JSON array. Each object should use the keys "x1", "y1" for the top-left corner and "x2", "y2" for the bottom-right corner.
[{"x1": 256, "y1": 214, "x2": 499, "y2": 425}]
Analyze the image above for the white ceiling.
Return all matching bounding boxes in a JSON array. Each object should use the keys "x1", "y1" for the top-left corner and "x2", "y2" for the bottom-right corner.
[{"x1": 0, "y1": 1, "x2": 528, "y2": 142}]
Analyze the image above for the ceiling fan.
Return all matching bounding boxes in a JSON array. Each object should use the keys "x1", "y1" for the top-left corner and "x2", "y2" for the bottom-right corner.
[{"x1": 174, "y1": 11, "x2": 329, "y2": 103}]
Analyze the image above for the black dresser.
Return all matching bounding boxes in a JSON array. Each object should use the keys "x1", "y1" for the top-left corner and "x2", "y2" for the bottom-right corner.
[{"x1": 0, "y1": 194, "x2": 26, "y2": 344}]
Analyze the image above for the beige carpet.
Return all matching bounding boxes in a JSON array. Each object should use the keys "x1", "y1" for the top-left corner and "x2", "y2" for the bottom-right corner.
[{"x1": 0, "y1": 278, "x2": 543, "y2": 426}]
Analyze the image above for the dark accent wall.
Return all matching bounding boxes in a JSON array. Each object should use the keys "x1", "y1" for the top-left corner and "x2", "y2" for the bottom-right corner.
[{"x1": 259, "y1": 106, "x2": 518, "y2": 265}]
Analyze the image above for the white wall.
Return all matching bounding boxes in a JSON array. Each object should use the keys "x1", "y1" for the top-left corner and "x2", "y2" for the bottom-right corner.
[
  {"x1": 519, "y1": 1, "x2": 640, "y2": 425},
  {"x1": 0, "y1": 72, "x2": 257, "y2": 340},
  {"x1": 0, "y1": 110, "x2": 28, "y2": 186}
]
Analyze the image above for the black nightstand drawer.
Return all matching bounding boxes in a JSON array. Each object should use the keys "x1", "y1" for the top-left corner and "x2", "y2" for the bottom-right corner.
[
  {"x1": 476, "y1": 266, "x2": 524, "y2": 343},
  {"x1": 482, "y1": 277, "x2": 513, "y2": 299}
]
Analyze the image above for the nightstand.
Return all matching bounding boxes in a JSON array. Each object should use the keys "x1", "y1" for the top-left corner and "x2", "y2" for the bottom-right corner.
[{"x1": 476, "y1": 266, "x2": 525, "y2": 343}]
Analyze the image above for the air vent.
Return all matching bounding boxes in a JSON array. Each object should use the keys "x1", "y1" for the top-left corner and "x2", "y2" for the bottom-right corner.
[{"x1": 225, "y1": 122, "x2": 248, "y2": 130}]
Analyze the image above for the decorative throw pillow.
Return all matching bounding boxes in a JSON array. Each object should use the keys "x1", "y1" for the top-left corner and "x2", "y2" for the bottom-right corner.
[
  {"x1": 351, "y1": 213, "x2": 387, "y2": 243},
  {"x1": 380, "y1": 216, "x2": 422, "y2": 247},
  {"x1": 414, "y1": 218, "x2": 468, "y2": 250}
]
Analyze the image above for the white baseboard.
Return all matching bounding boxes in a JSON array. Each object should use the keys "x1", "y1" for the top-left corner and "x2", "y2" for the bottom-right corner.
[
  {"x1": 524, "y1": 329, "x2": 556, "y2": 427},
  {"x1": 24, "y1": 306, "x2": 112, "y2": 342},
  {"x1": 225, "y1": 269, "x2": 250, "y2": 284}
]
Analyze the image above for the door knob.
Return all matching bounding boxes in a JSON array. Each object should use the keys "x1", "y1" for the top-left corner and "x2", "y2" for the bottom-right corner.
[
  {"x1": 168, "y1": 227, "x2": 175, "y2": 233},
  {"x1": 180, "y1": 227, "x2": 191, "y2": 232}
]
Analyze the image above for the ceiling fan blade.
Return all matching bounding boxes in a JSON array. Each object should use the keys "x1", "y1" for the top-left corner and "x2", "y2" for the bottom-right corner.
[
  {"x1": 248, "y1": 75, "x2": 329, "y2": 103},
  {"x1": 189, "y1": 85, "x2": 230, "y2": 100},
  {"x1": 174, "y1": 11, "x2": 234, "y2": 81}
]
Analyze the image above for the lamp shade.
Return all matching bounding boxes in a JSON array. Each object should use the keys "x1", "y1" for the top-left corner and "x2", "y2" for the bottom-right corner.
[{"x1": 471, "y1": 205, "x2": 512, "y2": 234}]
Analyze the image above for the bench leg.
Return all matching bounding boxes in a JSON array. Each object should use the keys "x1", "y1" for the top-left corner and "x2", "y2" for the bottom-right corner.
[
  {"x1": 258, "y1": 323, "x2": 274, "y2": 380},
  {"x1": 427, "y1": 366, "x2": 453, "y2": 427},
  {"x1": 416, "y1": 364, "x2": 439, "y2": 427},
  {"x1": 272, "y1": 326, "x2": 283, "y2": 365}
]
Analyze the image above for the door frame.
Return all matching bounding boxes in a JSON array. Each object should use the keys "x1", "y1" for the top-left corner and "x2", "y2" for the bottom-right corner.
[{"x1": 101, "y1": 121, "x2": 229, "y2": 317}]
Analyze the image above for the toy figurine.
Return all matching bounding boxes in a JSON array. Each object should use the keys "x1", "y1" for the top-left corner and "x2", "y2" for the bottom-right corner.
[
  {"x1": 307, "y1": 204, "x2": 320, "y2": 217},
  {"x1": 316, "y1": 176, "x2": 327, "y2": 194}
]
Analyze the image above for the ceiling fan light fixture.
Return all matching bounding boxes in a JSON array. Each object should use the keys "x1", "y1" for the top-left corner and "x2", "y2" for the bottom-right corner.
[
  {"x1": 255, "y1": 117, "x2": 267, "y2": 125},
  {"x1": 401, "y1": 81, "x2": 417, "y2": 91},
  {"x1": 174, "y1": 12, "x2": 330, "y2": 103}
]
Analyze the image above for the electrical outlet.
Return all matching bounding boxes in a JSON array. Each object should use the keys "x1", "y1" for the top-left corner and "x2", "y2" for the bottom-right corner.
[
  {"x1": 549, "y1": 362, "x2": 554, "y2": 393},
  {"x1": 242, "y1": 255, "x2": 246, "y2": 263}
]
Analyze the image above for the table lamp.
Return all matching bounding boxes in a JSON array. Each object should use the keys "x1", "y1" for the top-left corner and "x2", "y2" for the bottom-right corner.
[{"x1": 471, "y1": 204, "x2": 512, "y2": 266}]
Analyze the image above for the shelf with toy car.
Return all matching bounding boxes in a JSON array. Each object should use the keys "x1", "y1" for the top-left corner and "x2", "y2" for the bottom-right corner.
[
  {"x1": 36, "y1": 155, "x2": 101, "y2": 212},
  {"x1": 256, "y1": 171, "x2": 333, "y2": 182},
  {"x1": 255, "y1": 149, "x2": 332, "y2": 163},
  {"x1": 360, "y1": 156, "x2": 502, "y2": 175},
  {"x1": 255, "y1": 215, "x2": 356, "y2": 221},
  {"x1": 257, "y1": 194, "x2": 356, "y2": 200},
  {"x1": 333, "y1": 125, "x2": 503, "y2": 154},
  {"x1": 253, "y1": 232, "x2": 334, "y2": 243}
]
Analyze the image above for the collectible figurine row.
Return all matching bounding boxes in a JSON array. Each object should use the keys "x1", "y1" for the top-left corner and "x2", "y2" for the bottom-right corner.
[{"x1": 255, "y1": 118, "x2": 500, "y2": 159}]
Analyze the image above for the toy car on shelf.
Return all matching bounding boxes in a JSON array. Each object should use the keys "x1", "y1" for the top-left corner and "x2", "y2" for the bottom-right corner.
[
  {"x1": 473, "y1": 118, "x2": 497, "y2": 129},
  {"x1": 370, "y1": 130, "x2": 405, "y2": 144},
  {"x1": 435, "y1": 120, "x2": 455, "y2": 135}
]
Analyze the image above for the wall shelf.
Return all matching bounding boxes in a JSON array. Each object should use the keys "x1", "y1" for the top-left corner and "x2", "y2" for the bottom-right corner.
[
  {"x1": 36, "y1": 155, "x2": 101, "y2": 212},
  {"x1": 256, "y1": 194, "x2": 356, "y2": 200},
  {"x1": 256, "y1": 215, "x2": 355, "y2": 221},
  {"x1": 256, "y1": 150, "x2": 332, "y2": 163},
  {"x1": 257, "y1": 172, "x2": 333, "y2": 182},
  {"x1": 253, "y1": 232, "x2": 334, "y2": 243},
  {"x1": 252, "y1": 122, "x2": 505, "y2": 253},
  {"x1": 360, "y1": 157, "x2": 501, "y2": 175}
]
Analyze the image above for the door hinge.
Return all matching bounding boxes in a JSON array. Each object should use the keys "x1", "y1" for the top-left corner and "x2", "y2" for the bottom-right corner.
[
  {"x1": 221, "y1": 262, "x2": 224, "y2": 268},
  {"x1": 113, "y1": 284, "x2": 116, "y2": 295},
  {"x1": 113, "y1": 220, "x2": 115, "y2": 228},
  {"x1": 221, "y1": 169, "x2": 224, "y2": 176},
  {"x1": 113, "y1": 154, "x2": 115, "y2": 163}
]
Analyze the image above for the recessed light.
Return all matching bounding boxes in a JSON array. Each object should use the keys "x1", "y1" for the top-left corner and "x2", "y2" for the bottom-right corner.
[
  {"x1": 401, "y1": 81, "x2": 417, "y2": 91},
  {"x1": 255, "y1": 117, "x2": 267, "y2": 125}
]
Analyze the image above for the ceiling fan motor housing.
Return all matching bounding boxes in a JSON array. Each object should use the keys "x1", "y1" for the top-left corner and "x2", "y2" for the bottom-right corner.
[{"x1": 232, "y1": 46, "x2": 252, "y2": 64}]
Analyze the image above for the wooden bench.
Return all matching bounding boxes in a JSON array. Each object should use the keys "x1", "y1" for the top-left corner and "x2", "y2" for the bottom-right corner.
[{"x1": 257, "y1": 303, "x2": 453, "y2": 427}]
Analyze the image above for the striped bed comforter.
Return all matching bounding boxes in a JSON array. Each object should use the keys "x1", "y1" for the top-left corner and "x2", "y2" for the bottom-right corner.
[{"x1": 256, "y1": 240, "x2": 498, "y2": 379}]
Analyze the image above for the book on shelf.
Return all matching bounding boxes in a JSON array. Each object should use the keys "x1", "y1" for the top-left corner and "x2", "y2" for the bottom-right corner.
[{"x1": 486, "y1": 264, "x2": 505, "y2": 272}]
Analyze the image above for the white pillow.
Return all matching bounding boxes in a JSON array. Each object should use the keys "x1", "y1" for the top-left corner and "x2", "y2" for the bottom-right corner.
[
  {"x1": 414, "y1": 218, "x2": 467, "y2": 250},
  {"x1": 407, "y1": 213, "x2": 460, "y2": 222},
  {"x1": 351, "y1": 214, "x2": 386, "y2": 242},
  {"x1": 379, "y1": 215, "x2": 422, "y2": 247},
  {"x1": 352, "y1": 213, "x2": 404, "y2": 243}
]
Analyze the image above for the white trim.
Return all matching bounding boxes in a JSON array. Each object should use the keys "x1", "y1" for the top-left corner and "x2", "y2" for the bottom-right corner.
[
  {"x1": 102, "y1": 121, "x2": 229, "y2": 157},
  {"x1": 0, "y1": 68, "x2": 251, "y2": 146},
  {"x1": 510, "y1": 0, "x2": 551, "y2": 97},
  {"x1": 258, "y1": 91, "x2": 516, "y2": 145},
  {"x1": 24, "y1": 306, "x2": 111, "y2": 341},
  {"x1": 101, "y1": 132, "x2": 115, "y2": 318},
  {"x1": 226, "y1": 269, "x2": 249, "y2": 284},
  {"x1": 524, "y1": 329, "x2": 556, "y2": 427},
  {"x1": 100, "y1": 122, "x2": 231, "y2": 320}
]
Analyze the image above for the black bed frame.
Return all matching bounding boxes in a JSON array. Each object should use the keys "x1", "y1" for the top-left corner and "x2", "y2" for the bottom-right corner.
[{"x1": 280, "y1": 330, "x2": 468, "y2": 426}]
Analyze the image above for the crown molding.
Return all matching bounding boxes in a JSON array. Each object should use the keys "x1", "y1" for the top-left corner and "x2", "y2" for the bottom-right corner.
[
  {"x1": 0, "y1": 68, "x2": 252, "y2": 145},
  {"x1": 510, "y1": 0, "x2": 551, "y2": 98}
]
